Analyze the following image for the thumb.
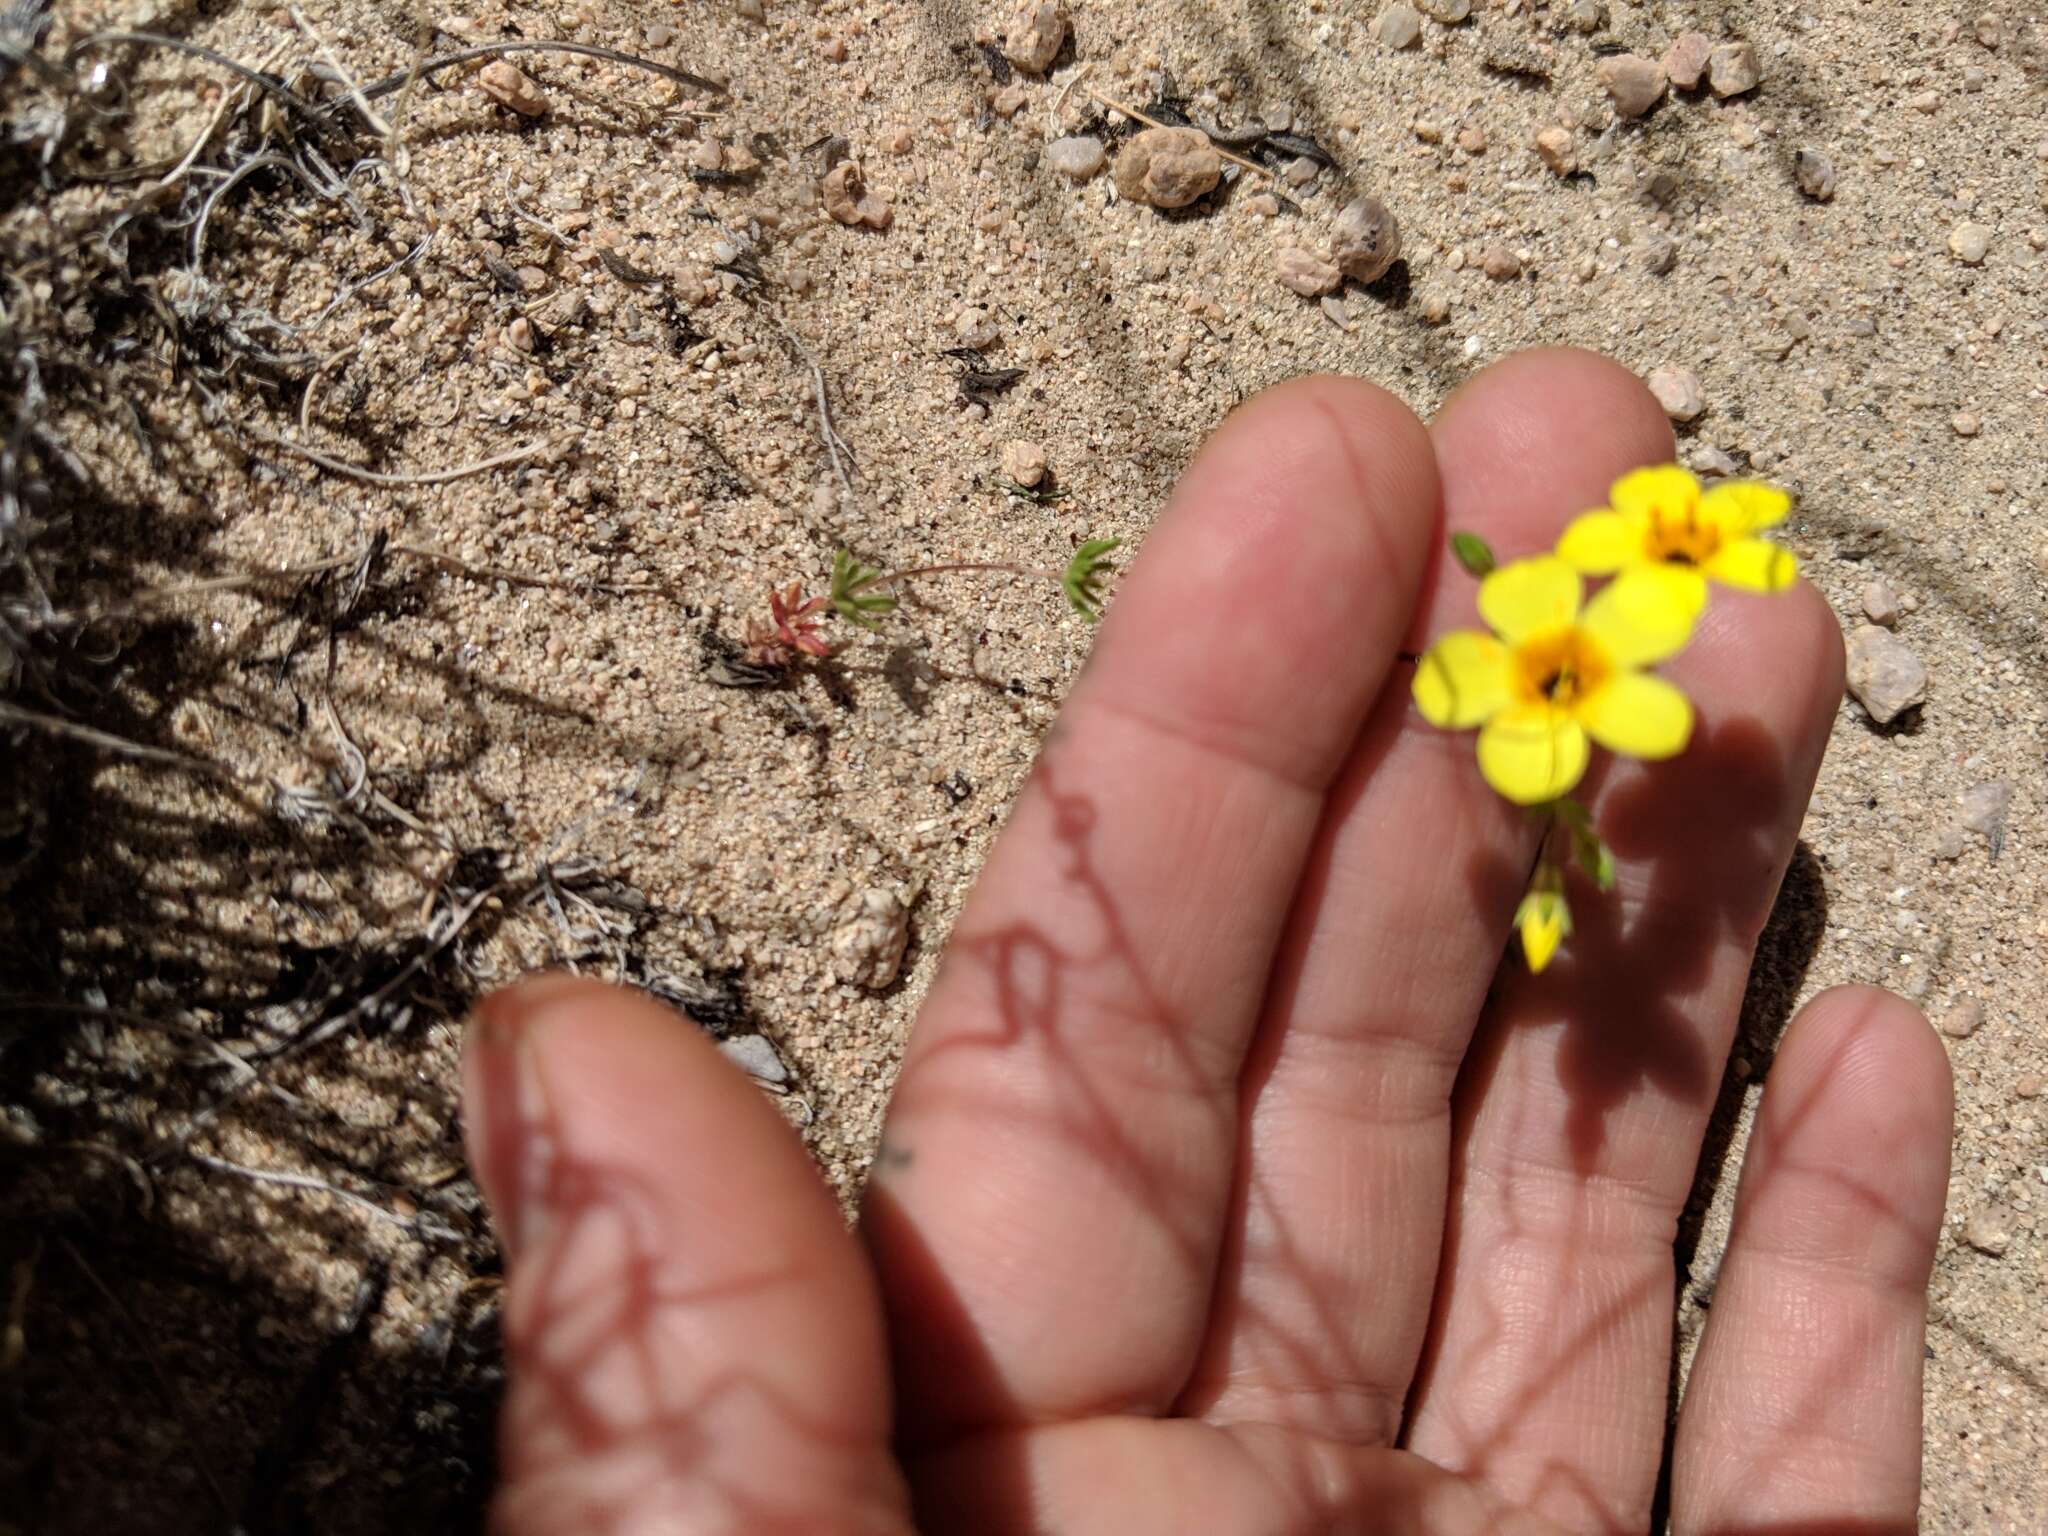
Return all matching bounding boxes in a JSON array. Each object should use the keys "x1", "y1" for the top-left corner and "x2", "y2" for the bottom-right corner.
[{"x1": 462, "y1": 975, "x2": 912, "y2": 1535}]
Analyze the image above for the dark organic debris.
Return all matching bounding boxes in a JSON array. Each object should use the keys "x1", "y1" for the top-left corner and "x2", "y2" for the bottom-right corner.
[
  {"x1": 598, "y1": 246, "x2": 664, "y2": 285},
  {"x1": 1256, "y1": 130, "x2": 1337, "y2": 169},
  {"x1": 944, "y1": 345, "x2": 1027, "y2": 406},
  {"x1": 977, "y1": 40, "x2": 1014, "y2": 84}
]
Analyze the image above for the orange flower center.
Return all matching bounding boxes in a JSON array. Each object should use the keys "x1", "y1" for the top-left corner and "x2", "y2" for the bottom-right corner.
[
  {"x1": 1512, "y1": 628, "x2": 1611, "y2": 710},
  {"x1": 1641, "y1": 500, "x2": 1722, "y2": 566}
]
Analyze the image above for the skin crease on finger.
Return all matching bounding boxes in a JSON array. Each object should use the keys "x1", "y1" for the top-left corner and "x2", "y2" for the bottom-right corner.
[{"x1": 457, "y1": 356, "x2": 1954, "y2": 1536}]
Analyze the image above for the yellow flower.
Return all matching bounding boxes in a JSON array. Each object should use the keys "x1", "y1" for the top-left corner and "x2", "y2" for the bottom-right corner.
[
  {"x1": 1412, "y1": 555, "x2": 1698, "y2": 805},
  {"x1": 1514, "y1": 880, "x2": 1571, "y2": 973},
  {"x1": 1556, "y1": 465, "x2": 1797, "y2": 615}
]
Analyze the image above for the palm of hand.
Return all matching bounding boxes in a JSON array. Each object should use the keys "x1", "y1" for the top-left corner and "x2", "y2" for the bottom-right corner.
[{"x1": 461, "y1": 353, "x2": 1952, "y2": 1536}]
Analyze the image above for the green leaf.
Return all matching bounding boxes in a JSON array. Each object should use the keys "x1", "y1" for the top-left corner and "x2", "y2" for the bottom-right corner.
[
  {"x1": 1575, "y1": 828, "x2": 1616, "y2": 892},
  {"x1": 829, "y1": 549, "x2": 897, "y2": 630},
  {"x1": 1062, "y1": 537, "x2": 1121, "y2": 621},
  {"x1": 1551, "y1": 799, "x2": 1616, "y2": 892},
  {"x1": 1449, "y1": 531, "x2": 1496, "y2": 579}
]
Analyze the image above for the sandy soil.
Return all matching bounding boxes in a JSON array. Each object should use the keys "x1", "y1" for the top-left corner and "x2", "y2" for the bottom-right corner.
[{"x1": 0, "y1": 0, "x2": 2043, "y2": 1528}]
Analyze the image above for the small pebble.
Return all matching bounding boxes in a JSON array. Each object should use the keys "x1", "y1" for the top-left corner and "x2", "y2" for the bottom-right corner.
[
  {"x1": 1000, "y1": 438, "x2": 1048, "y2": 487},
  {"x1": 1377, "y1": 3, "x2": 1423, "y2": 50},
  {"x1": 1320, "y1": 294, "x2": 1352, "y2": 331},
  {"x1": 1420, "y1": 0, "x2": 1470, "y2": 19},
  {"x1": 1962, "y1": 1206, "x2": 2012, "y2": 1257},
  {"x1": 734, "y1": 0, "x2": 764, "y2": 17},
  {"x1": 1794, "y1": 148, "x2": 1837, "y2": 201},
  {"x1": 1940, "y1": 998, "x2": 1985, "y2": 1040},
  {"x1": 1001, "y1": 0, "x2": 1067, "y2": 73},
  {"x1": 1112, "y1": 126, "x2": 1221, "y2": 208},
  {"x1": 1418, "y1": 291, "x2": 1451, "y2": 323},
  {"x1": 1844, "y1": 624, "x2": 1927, "y2": 725},
  {"x1": 2016, "y1": 1075, "x2": 2042, "y2": 1100},
  {"x1": 1244, "y1": 192, "x2": 1281, "y2": 218},
  {"x1": 1331, "y1": 196, "x2": 1402, "y2": 283},
  {"x1": 477, "y1": 60, "x2": 548, "y2": 116},
  {"x1": 954, "y1": 305, "x2": 999, "y2": 348},
  {"x1": 1951, "y1": 410, "x2": 1980, "y2": 437},
  {"x1": 1908, "y1": 89, "x2": 1942, "y2": 114},
  {"x1": 1481, "y1": 244, "x2": 1521, "y2": 280},
  {"x1": 1565, "y1": 0, "x2": 1604, "y2": 33},
  {"x1": 1707, "y1": 40, "x2": 1762, "y2": 97},
  {"x1": 1045, "y1": 134, "x2": 1106, "y2": 179},
  {"x1": 1646, "y1": 364, "x2": 1705, "y2": 423},
  {"x1": 1456, "y1": 125, "x2": 1488, "y2": 155},
  {"x1": 1282, "y1": 155, "x2": 1321, "y2": 188},
  {"x1": 1948, "y1": 222, "x2": 1992, "y2": 264},
  {"x1": 718, "y1": 1033, "x2": 791, "y2": 1087},
  {"x1": 1637, "y1": 167, "x2": 1681, "y2": 207},
  {"x1": 1960, "y1": 779, "x2": 2012, "y2": 855},
  {"x1": 1663, "y1": 30, "x2": 1713, "y2": 89},
  {"x1": 1483, "y1": 39, "x2": 1552, "y2": 78},
  {"x1": 990, "y1": 84, "x2": 1028, "y2": 118},
  {"x1": 1276, "y1": 245, "x2": 1342, "y2": 297},
  {"x1": 1976, "y1": 13, "x2": 2003, "y2": 47},
  {"x1": 1534, "y1": 125, "x2": 1576, "y2": 175},
  {"x1": 830, "y1": 886, "x2": 912, "y2": 989},
  {"x1": 690, "y1": 138, "x2": 725, "y2": 173},
  {"x1": 822, "y1": 161, "x2": 892, "y2": 228},
  {"x1": 1598, "y1": 55, "x2": 1668, "y2": 119},
  {"x1": 1689, "y1": 443, "x2": 1741, "y2": 478},
  {"x1": 1640, "y1": 232, "x2": 1679, "y2": 274},
  {"x1": 1861, "y1": 579, "x2": 1901, "y2": 627}
]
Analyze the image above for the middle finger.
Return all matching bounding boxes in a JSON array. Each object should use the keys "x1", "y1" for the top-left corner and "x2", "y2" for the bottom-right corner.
[{"x1": 1178, "y1": 351, "x2": 1676, "y2": 1444}]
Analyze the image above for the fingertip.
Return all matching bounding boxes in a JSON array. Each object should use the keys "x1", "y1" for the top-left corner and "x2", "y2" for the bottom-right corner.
[
  {"x1": 1182, "y1": 371, "x2": 1439, "y2": 595},
  {"x1": 1090, "y1": 371, "x2": 1442, "y2": 785},
  {"x1": 1673, "y1": 984, "x2": 1951, "y2": 1532},
  {"x1": 1766, "y1": 984, "x2": 1954, "y2": 1153},
  {"x1": 462, "y1": 976, "x2": 908, "y2": 1532},
  {"x1": 1431, "y1": 349, "x2": 1676, "y2": 526}
]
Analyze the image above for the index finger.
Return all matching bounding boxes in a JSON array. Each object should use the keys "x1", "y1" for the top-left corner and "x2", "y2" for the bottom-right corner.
[{"x1": 861, "y1": 376, "x2": 1440, "y2": 1443}]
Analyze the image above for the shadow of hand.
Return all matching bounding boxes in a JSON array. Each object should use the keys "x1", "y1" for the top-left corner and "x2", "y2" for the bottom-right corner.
[{"x1": 460, "y1": 358, "x2": 1954, "y2": 1536}]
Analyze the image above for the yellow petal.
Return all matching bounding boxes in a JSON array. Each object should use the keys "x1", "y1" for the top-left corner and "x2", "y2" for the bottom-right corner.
[
  {"x1": 1704, "y1": 535, "x2": 1798, "y2": 593},
  {"x1": 1515, "y1": 891, "x2": 1570, "y2": 973},
  {"x1": 1576, "y1": 670, "x2": 1694, "y2": 760},
  {"x1": 1700, "y1": 480, "x2": 1792, "y2": 534},
  {"x1": 1413, "y1": 631, "x2": 1512, "y2": 729},
  {"x1": 1609, "y1": 464, "x2": 1700, "y2": 524},
  {"x1": 1476, "y1": 702, "x2": 1589, "y2": 804},
  {"x1": 1580, "y1": 565, "x2": 1704, "y2": 667},
  {"x1": 1556, "y1": 509, "x2": 1640, "y2": 574},
  {"x1": 1478, "y1": 556, "x2": 1581, "y2": 644}
]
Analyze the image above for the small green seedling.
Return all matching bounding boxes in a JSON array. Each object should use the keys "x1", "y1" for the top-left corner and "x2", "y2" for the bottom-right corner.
[{"x1": 744, "y1": 538, "x2": 1122, "y2": 671}]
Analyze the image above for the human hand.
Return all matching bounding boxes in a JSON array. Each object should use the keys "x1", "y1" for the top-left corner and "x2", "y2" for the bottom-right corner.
[{"x1": 460, "y1": 351, "x2": 1954, "y2": 1535}]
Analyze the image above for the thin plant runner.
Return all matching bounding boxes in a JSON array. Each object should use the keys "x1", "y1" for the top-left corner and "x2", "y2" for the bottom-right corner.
[{"x1": 1414, "y1": 462, "x2": 1799, "y2": 973}]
